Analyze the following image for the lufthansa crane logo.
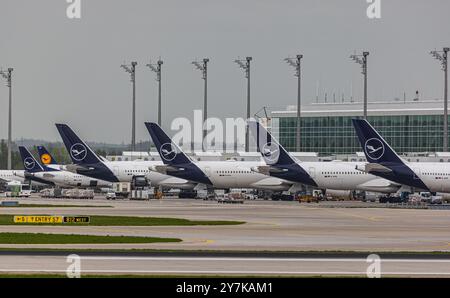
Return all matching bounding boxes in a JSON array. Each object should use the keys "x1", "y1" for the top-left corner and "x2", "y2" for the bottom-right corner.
[
  {"x1": 23, "y1": 157, "x2": 35, "y2": 170},
  {"x1": 160, "y1": 143, "x2": 177, "y2": 161},
  {"x1": 70, "y1": 143, "x2": 87, "y2": 161},
  {"x1": 41, "y1": 153, "x2": 52, "y2": 165},
  {"x1": 262, "y1": 142, "x2": 280, "y2": 164},
  {"x1": 364, "y1": 138, "x2": 385, "y2": 160}
]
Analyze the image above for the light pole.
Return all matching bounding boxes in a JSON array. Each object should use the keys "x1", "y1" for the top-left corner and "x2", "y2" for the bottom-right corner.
[
  {"x1": 146, "y1": 59, "x2": 163, "y2": 126},
  {"x1": 0, "y1": 68, "x2": 13, "y2": 170},
  {"x1": 350, "y1": 51, "x2": 369, "y2": 119},
  {"x1": 430, "y1": 47, "x2": 449, "y2": 151},
  {"x1": 192, "y1": 58, "x2": 209, "y2": 149},
  {"x1": 285, "y1": 54, "x2": 303, "y2": 152},
  {"x1": 121, "y1": 61, "x2": 137, "y2": 151},
  {"x1": 234, "y1": 57, "x2": 252, "y2": 152}
]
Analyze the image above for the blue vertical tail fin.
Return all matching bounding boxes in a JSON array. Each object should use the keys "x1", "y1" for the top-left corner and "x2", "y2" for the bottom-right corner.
[
  {"x1": 352, "y1": 119, "x2": 404, "y2": 165},
  {"x1": 248, "y1": 120, "x2": 297, "y2": 166},
  {"x1": 37, "y1": 146, "x2": 58, "y2": 165},
  {"x1": 55, "y1": 124, "x2": 102, "y2": 165},
  {"x1": 144, "y1": 122, "x2": 192, "y2": 165},
  {"x1": 18, "y1": 146, "x2": 45, "y2": 173}
]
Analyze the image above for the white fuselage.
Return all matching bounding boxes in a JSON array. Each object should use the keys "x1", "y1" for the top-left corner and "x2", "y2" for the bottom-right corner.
[
  {"x1": 66, "y1": 160, "x2": 196, "y2": 189},
  {"x1": 0, "y1": 170, "x2": 26, "y2": 184},
  {"x1": 396, "y1": 162, "x2": 450, "y2": 193},
  {"x1": 30, "y1": 170, "x2": 111, "y2": 188},
  {"x1": 190, "y1": 161, "x2": 292, "y2": 191},
  {"x1": 301, "y1": 161, "x2": 400, "y2": 193}
]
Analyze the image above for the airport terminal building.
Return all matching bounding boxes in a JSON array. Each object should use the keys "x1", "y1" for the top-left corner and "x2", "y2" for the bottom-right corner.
[{"x1": 270, "y1": 99, "x2": 450, "y2": 156}]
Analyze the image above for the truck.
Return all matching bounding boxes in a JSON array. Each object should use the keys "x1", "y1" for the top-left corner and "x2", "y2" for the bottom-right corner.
[
  {"x1": 112, "y1": 182, "x2": 131, "y2": 199},
  {"x1": 5, "y1": 181, "x2": 31, "y2": 198},
  {"x1": 63, "y1": 189, "x2": 94, "y2": 199}
]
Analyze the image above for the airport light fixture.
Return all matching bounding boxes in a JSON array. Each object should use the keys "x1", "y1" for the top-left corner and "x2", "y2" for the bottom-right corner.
[
  {"x1": 234, "y1": 57, "x2": 252, "y2": 152},
  {"x1": 284, "y1": 54, "x2": 303, "y2": 152},
  {"x1": 430, "y1": 47, "x2": 449, "y2": 151},
  {"x1": 146, "y1": 59, "x2": 163, "y2": 126},
  {"x1": 192, "y1": 58, "x2": 209, "y2": 150},
  {"x1": 121, "y1": 61, "x2": 137, "y2": 151},
  {"x1": 0, "y1": 67, "x2": 13, "y2": 170},
  {"x1": 350, "y1": 51, "x2": 369, "y2": 119}
]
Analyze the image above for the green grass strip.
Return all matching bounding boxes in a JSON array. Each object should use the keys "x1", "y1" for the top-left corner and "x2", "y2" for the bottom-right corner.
[
  {"x1": 0, "y1": 214, "x2": 244, "y2": 226},
  {"x1": 0, "y1": 232, "x2": 181, "y2": 244}
]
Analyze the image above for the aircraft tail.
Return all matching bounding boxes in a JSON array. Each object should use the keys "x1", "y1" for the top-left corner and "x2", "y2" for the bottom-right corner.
[
  {"x1": 55, "y1": 124, "x2": 102, "y2": 165},
  {"x1": 248, "y1": 120, "x2": 297, "y2": 166},
  {"x1": 352, "y1": 119, "x2": 404, "y2": 164},
  {"x1": 37, "y1": 146, "x2": 58, "y2": 165},
  {"x1": 18, "y1": 146, "x2": 44, "y2": 173},
  {"x1": 145, "y1": 122, "x2": 192, "y2": 165}
]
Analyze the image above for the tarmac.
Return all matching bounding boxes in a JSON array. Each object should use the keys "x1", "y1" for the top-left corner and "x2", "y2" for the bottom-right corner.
[
  {"x1": 0, "y1": 197, "x2": 450, "y2": 252},
  {"x1": 1, "y1": 252, "x2": 450, "y2": 277}
]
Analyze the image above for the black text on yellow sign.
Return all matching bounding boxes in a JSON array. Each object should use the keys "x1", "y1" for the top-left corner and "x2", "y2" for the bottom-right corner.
[
  {"x1": 13, "y1": 216, "x2": 90, "y2": 224},
  {"x1": 13, "y1": 216, "x2": 63, "y2": 224},
  {"x1": 63, "y1": 216, "x2": 90, "y2": 223}
]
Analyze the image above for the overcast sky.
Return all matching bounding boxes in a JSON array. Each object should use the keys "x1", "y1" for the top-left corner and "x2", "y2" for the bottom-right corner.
[{"x1": 1, "y1": 0, "x2": 449, "y2": 144}]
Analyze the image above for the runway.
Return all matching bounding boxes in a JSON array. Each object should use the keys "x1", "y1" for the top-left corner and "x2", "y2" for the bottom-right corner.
[
  {"x1": 1, "y1": 197, "x2": 450, "y2": 252},
  {"x1": 1, "y1": 252, "x2": 450, "y2": 277}
]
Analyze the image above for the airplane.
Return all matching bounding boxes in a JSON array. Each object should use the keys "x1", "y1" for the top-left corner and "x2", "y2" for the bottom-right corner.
[
  {"x1": 145, "y1": 122, "x2": 294, "y2": 191},
  {"x1": 55, "y1": 123, "x2": 196, "y2": 189},
  {"x1": 247, "y1": 120, "x2": 401, "y2": 194},
  {"x1": 0, "y1": 170, "x2": 26, "y2": 185},
  {"x1": 17, "y1": 146, "x2": 111, "y2": 188},
  {"x1": 352, "y1": 118, "x2": 450, "y2": 193}
]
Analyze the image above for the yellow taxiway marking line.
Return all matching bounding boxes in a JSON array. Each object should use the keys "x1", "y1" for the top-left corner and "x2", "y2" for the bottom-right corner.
[{"x1": 322, "y1": 208, "x2": 383, "y2": 222}]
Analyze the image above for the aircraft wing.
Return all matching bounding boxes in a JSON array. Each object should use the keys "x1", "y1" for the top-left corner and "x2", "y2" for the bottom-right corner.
[
  {"x1": 65, "y1": 163, "x2": 96, "y2": 173},
  {"x1": 357, "y1": 178, "x2": 401, "y2": 193},
  {"x1": 254, "y1": 165, "x2": 287, "y2": 176},
  {"x1": 42, "y1": 173, "x2": 56, "y2": 179},
  {"x1": 251, "y1": 177, "x2": 290, "y2": 187},
  {"x1": 150, "y1": 165, "x2": 184, "y2": 175},
  {"x1": 159, "y1": 177, "x2": 196, "y2": 189},
  {"x1": 366, "y1": 163, "x2": 393, "y2": 173}
]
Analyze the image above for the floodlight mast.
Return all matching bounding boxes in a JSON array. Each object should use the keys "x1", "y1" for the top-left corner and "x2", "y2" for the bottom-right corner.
[
  {"x1": 350, "y1": 51, "x2": 369, "y2": 119},
  {"x1": 430, "y1": 47, "x2": 449, "y2": 151},
  {"x1": 0, "y1": 68, "x2": 13, "y2": 170},
  {"x1": 192, "y1": 58, "x2": 209, "y2": 150},
  {"x1": 121, "y1": 61, "x2": 137, "y2": 151},
  {"x1": 234, "y1": 57, "x2": 252, "y2": 152},
  {"x1": 146, "y1": 59, "x2": 163, "y2": 126},
  {"x1": 285, "y1": 54, "x2": 303, "y2": 151}
]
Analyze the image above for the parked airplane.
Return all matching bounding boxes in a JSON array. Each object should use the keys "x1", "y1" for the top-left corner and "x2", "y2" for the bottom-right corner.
[
  {"x1": 352, "y1": 118, "x2": 450, "y2": 193},
  {"x1": 247, "y1": 120, "x2": 401, "y2": 194},
  {"x1": 55, "y1": 124, "x2": 196, "y2": 189},
  {"x1": 0, "y1": 170, "x2": 26, "y2": 184},
  {"x1": 17, "y1": 146, "x2": 111, "y2": 188},
  {"x1": 145, "y1": 122, "x2": 293, "y2": 191}
]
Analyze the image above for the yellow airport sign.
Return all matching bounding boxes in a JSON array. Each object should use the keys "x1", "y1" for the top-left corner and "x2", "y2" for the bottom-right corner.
[{"x1": 14, "y1": 216, "x2": 63, "y2": 224}]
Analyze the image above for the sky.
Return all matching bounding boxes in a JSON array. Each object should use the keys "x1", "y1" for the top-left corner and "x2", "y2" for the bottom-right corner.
[{"x1": 0, "y1": 0, "x2": 449, "y2": 144}]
